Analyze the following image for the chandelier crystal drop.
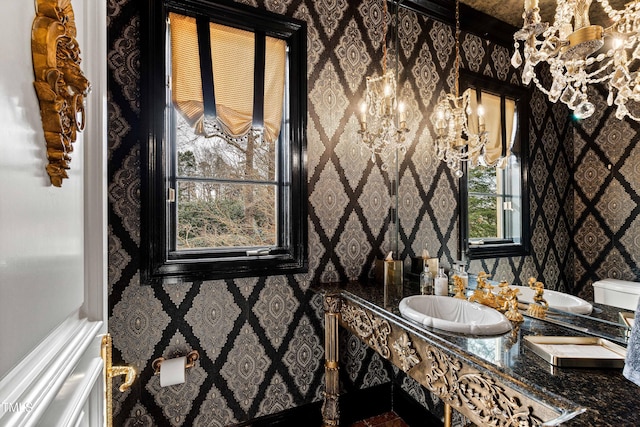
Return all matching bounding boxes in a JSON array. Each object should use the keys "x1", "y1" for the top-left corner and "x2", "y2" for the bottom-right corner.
[
  {"x1": 358, "y1": 1, "x2": 408, "y2": 170},
  {"x1": 513, "y1": 0, "x2": 640, "y2": 121},
  {"x1": 432, "y1": 0, "x2": 489, "y2": 177}
]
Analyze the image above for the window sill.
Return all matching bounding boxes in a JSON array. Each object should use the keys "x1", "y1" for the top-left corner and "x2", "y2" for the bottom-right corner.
[
  {"x1": 144, "y1": 253, "x2": 308, "y2": 284},
  {"x1": 466, "y1": 242, "x2": 528, "y2": 260}
]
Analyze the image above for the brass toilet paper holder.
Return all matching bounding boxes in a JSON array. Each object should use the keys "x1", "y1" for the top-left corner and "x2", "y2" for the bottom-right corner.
[{"x1": 152, "y1": 350, "x2": 200, "y2": 375}]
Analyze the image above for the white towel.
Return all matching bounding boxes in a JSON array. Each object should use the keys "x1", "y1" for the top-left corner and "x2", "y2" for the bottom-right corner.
[{"x1": 623, "y1": 299, "x2": 640, "y2": 386}]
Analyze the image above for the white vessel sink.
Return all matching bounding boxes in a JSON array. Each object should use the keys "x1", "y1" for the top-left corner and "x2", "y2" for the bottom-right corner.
[
  {"x1": 399, "y1": 295, "x2": 512, "y2": 335},
  {"x1": 510, "y1": 286, "x2": 593, "y2": 315}
]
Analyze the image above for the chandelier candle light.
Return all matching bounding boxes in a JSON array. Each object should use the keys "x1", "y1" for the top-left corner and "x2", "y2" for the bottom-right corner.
[
  {"x1": 432, "y1": 0, "x2": 489, "y2": 177},
  {"x1": 358, "y1": 1, "x2": 409, "y2": 170},
  {"x1": 513, "y1": 0, "x2": 640, "y2": 121}
]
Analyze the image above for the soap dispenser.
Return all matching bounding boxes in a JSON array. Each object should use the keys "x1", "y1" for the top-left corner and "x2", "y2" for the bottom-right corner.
[
  {"x1": 420, "y1": 264, "x2": 433, "y2": 295},
  {"x1": 435, "y1": 266, "x2": 448, "y2": 296}
]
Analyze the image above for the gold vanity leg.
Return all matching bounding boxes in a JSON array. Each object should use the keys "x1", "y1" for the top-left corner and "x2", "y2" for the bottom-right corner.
[
  {"x1": 444, "y1": 403, "x2": 452, "y2": 427},
  {"x1": 322, "y1": 294, "x2": 341, "y2": 426},
  {"x1": 101, "y1": 334, "x2": 137, "y2": 427}
]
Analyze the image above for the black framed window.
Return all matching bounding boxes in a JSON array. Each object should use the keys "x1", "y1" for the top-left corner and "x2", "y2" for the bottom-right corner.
[
  {"x1": 141, "y1": 0, "x2": 307, "y2": 283},
  {"x1": 459, "y1": 71, "x2": 530, "y2": 259}
]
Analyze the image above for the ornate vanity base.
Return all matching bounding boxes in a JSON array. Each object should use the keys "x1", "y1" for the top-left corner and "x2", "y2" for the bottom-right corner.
[{"x1": 321, "y1": 292, "x2": 585, "y2": 427}]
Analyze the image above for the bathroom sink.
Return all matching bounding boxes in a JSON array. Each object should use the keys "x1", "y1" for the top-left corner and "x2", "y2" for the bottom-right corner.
[
  {"x1": 399, "y1": 295, "x2": 512, "y2": 335},
  {"x1": 509, "y1": 286, "x2": 593, "y2": 315}
]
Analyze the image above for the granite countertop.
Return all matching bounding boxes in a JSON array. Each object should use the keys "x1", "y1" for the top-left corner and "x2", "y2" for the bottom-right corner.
[{"x1": 313, "y1": 281, "x2": 640, "y2": 426}]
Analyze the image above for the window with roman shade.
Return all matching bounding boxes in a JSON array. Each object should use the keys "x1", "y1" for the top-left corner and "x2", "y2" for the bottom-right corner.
[
  {"x1": 140, "y1": 0, "x2": 307, "y2": 284},
  {"x1": 169, "y1": 12, "x2": 286, "y2": 144}
]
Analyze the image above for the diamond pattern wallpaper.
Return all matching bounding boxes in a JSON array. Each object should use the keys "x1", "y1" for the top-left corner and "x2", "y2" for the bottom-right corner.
[
  {"x1": 573, "y1": 84, "x2": 640, "y2": 299},
  {"x1": 105, "y1": 0, "x2": 623, "y2": 425}
]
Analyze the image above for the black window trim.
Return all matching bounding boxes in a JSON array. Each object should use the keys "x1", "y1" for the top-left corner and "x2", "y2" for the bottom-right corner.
[
  {"x1": 141, "y1": 0, "x2": 308, "y2": 283},
  {"x1": 459, "y1": 70, "x2": 531, "y2": 260}
]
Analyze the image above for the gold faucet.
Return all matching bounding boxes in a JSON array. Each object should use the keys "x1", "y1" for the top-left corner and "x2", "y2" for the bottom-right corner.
[
  {"x1": 467, "y1": 271, "x2": 499, "y2": 308},
  {"x1": 526, "y1": 277, "x2": 549, "y2": 318},
  {"x1": 498, "y1": 281, "x2": 523, "y2": 322},
  {"x1": 466, "y1": 273, "x2": 524, "y2": 322}
]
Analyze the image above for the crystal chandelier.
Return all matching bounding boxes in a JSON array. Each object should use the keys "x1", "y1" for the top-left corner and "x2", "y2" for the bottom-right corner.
[
  {"x1": 432, "y1": 0, "x2": 489, "y2": 178},
  {"x1": 358, "y1": 0, "x2": 408, "y2": 170},
  {"x1": 513, "y1": 0, "x2": 640, "y2": 121}
]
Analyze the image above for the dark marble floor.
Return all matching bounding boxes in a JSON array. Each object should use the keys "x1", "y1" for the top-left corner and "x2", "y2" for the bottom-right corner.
[{"x1": 350, "y1": 411, "x2": 409, "y2": 427}]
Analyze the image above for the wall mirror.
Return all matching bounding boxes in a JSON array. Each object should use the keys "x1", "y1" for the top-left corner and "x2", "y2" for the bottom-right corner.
[
  {"x1": 459, "y1": 70, "x2": 530, "y2": 260},
  {"x1": 385, "y1": 4, "x2": 634, "y2": 344}
]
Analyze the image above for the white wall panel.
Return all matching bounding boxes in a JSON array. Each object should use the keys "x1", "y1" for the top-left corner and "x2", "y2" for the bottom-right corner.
[{"x1": 0, "y1": 0, "x2": 85, "y2": 379}]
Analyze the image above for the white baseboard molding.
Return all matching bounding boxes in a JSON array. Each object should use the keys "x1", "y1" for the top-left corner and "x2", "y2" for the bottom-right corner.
[
  {"x1": 0, "y1": 311, "x2": 103, "y2": 427},
  {"x1": 39, "y1": 334, "x2": 104, "y2": 427}
]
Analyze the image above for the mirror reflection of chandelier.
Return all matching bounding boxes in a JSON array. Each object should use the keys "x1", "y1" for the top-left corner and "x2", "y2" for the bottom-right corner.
[
  {"x1": 432, "y1": 0, "x2": 488, "y2": 178},
  {"x1": 358, "y1": 0, "x2": 408, "y2": 170},
  {"x1": 513, "y1": 0, "x2": 640, "y2": 121}
]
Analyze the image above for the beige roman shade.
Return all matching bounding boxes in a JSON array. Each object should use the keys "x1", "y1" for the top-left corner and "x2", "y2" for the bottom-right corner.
[
  {"x1": 469, "y1": 90, "x2": 516, "y2": 167},
  {"x1": 169, "y1": 12, "x2": 286, "y2": 143}
]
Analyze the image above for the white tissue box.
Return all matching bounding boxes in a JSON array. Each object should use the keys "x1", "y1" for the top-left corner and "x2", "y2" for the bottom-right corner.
[{"x1": 593, "y1": 279, "x2": 640, "y2": 311}]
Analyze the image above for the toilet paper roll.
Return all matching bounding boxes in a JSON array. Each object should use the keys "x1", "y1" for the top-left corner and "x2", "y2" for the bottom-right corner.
[{"x1": 160, "y1": 356, "x2": 186, "y2": 387}]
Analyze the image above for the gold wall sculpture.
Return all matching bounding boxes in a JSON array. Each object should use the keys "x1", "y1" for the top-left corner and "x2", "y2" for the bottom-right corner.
[{"x1": 31, "y1": 0, "x2": 90, "y2": 187}]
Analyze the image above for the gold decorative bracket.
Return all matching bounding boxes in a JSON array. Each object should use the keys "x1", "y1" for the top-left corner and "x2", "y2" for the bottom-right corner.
[
  {"x1": 31, "y1": 0, "x2": 91, "y2": 187},
  {"x1": 101, "y1": 334, "x2": 137, "y2": 427}
]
